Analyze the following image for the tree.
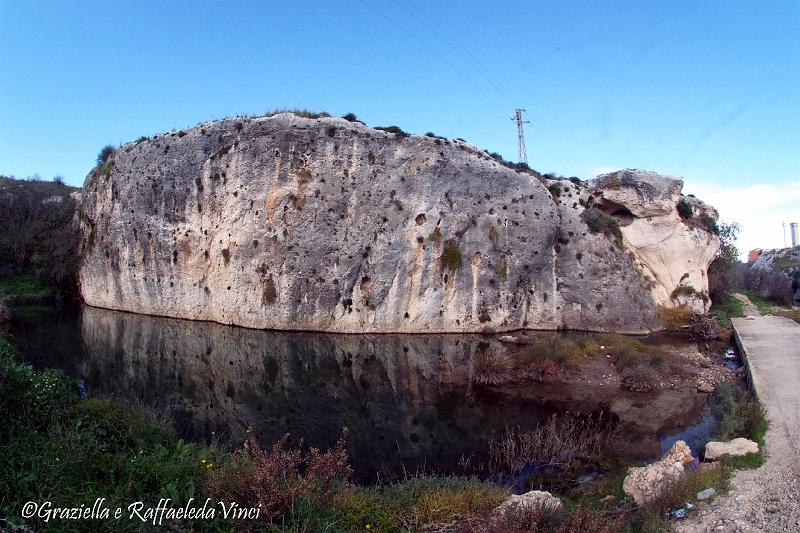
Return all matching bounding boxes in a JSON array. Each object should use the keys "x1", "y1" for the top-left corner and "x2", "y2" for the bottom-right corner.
[
  {"x1": 96, "y1": 145, "x2": 116, "y2": 166},
  {"x1": 708, "y1": 221, "x2": 741, "y2": 305}
]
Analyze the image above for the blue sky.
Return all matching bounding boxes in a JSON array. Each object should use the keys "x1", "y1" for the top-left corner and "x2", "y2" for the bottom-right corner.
[{"x1": 1, "y1": 1, "x2": 798, "y2": 254}]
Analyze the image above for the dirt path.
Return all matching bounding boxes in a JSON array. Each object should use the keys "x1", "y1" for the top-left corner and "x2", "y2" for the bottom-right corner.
[
  {"x1": 733, "y1": 293, "x2": 761, "y2": 317},
  {"x1": 676, "y1": 315, "x2": 800, "y2": 532}
]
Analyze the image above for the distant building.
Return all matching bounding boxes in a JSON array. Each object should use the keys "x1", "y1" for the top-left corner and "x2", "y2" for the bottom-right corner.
[
  {"x1": 748, "y1": 249, "x2": 764, "y2": 263},
  {"x1": 791, "y1": 223, "x2": 800, "y2": 248}
]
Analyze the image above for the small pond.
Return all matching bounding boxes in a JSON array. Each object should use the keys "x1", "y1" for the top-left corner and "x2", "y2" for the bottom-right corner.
[{"x1": 4, "y1": 305, "x2": 723, "y2": 484}]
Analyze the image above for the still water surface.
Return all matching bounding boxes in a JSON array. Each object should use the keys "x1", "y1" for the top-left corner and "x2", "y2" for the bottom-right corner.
[{"x1": 5, "y1": 305, "x2": 715, "y2": 483}]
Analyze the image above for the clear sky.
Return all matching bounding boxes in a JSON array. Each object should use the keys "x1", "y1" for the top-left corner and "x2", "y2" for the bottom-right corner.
[{"x1": 1, "y1": 1, "x2": 797, "y2": 256}]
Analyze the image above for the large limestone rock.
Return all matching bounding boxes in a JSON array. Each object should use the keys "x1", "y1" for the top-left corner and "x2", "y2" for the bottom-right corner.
[
  {"x1": 705, "y1": 438, "x2": 760, "y2": 460},
  {"x1": 623, "y1": 440, "x2": 695, "y2": 505},
  {"x1": 78, "y1": 113, "x2": 719, "y2": 333}
]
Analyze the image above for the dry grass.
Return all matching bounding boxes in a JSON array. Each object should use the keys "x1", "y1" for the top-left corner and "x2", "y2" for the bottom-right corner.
[
  {"x1": 657, "y1": 304, "x2": 693, "y2": 329},
  {"x1": 620, "y1": 365, "x2": 658, "y2": 392},
  {"x1": 488, "y1": 413, "x2": 617, "y2": 474},
  {"x1": 472, "y1": 351, "x2": 515, "y2": 385}
]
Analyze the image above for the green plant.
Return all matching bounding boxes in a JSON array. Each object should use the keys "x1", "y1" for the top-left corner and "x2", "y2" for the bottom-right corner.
[
  {"x1": 375, "y1": 125, "x2": 409, "y2": 138},
  {"x1": 96, "y1": 145, "x2": 116, "y2": 166},
  {"x1": 671, "y1": 284, "x2": 709, "y2": 303},
  {"x1": 740, "y1": 289, "x2": 777, "y2": 313},
  {"x1": 620, "y1": 365, "x2": 658, "y2": 392},
  {"x1": 677, "y1": 198, "x2": 694, "y2": 219},
  {"x1": 0, "y1": 337, "x2": 224, "y2": 530},
  {"x1": 712, "y1": 382, "x2": 769, "y2": 446},
  {"x1": 548, "y1": 183, "x2": 562, "y2": 198},
  {"x1": 699, "y1": 213, "x2": 719, "y2": 234},
  {"x1": 441, "y1": 238, "x2": 463, "y2": 272},
  {"x1": 489, "y1": 226, "x2": 500, "y2": 251},
  {"x1": 708, "y1": 222, "x2": 741, "y2": 305},
  {"x1": 580, "y1": 208, "x2": 622, "y2": 244},
  {"x1": 296, "y1": 167, "x2": 311, "y2": 185},
  {"x1": 265, "y1": 108, "x2": 331, "y2": 119},
  {"x1": 709, "y1": 295, "x2": 746, "y2": 327}
]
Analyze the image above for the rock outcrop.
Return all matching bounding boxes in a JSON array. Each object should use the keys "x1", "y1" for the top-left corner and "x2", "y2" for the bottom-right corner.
[
  {"x1": 79, "y1": 112, "x2": 719, "y2": 333},
  {"x1": 744, "y1": 248, "x2": 799, "y2": 305},
  {"x1": 623, "y1": 440, "x2": 695, "y2": 505},
  {"x1": 591, "y1": 170, "x2": 719, "y2": 314}
]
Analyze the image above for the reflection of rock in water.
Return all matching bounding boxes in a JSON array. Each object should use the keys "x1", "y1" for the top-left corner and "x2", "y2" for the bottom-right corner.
[
  {"x1": 80, "y1": 306, "x2": 552, "y2": 481},
  {"x1": 78, "y1": 306, "x2": 707, "y2": 481}
]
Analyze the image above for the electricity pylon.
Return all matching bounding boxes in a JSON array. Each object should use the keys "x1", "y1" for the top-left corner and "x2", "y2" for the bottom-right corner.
[{"x1": 511, "y1": 108, "x2": 530, "y2": 164}]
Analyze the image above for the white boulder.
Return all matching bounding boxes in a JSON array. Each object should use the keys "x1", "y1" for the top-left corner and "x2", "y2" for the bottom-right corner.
[
  {"x1": 494, "y1": 490, "x2": 563, "y2": 517},
  {"x1": 704, "y1": 438, "x2": 759, "y2": 460},
  {"x1": 623, "y1": 440, "x2": 695, "y2": 505}
]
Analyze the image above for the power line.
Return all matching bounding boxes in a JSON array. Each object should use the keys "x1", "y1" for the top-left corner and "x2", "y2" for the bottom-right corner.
[
  {"x1": 395, "y1": 0, "x2": 516, "y2": 105},
  {"x1": 358, "y1": 0, "x2": 506, "y2": 113},
  {"x1": 360, "y1": 0, "x2": 581, "y2": 174}
]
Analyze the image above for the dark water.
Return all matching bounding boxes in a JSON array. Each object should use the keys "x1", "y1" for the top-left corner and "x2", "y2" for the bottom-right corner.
[{"x1": 3, "y1": 305, "x2": 715, "y2": 483}]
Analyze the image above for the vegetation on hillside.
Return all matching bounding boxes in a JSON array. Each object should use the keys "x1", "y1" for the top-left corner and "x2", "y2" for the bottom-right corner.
[{"x1": 0, "y1": 176, "x2": 81, "y2": 307}]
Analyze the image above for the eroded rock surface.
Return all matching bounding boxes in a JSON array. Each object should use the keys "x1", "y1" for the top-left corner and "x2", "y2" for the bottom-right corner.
[
  {"x1": 705, "y1": 438, "x2": 760, "y2": 460},
  {"x1": 591, "y1": 169, "x2": 719, "y2": 314},
  {"x1": 494, "y1": 490, "x2": 563, "y2": 516},
  {"x1": 79, "y1": 114, "x2": 718, "y2": 332},
  {"x1": 623, "y1": 440, "x2": 695, "y2": 505}
]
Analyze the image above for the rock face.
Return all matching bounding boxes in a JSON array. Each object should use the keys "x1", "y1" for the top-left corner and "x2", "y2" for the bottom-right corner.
[
  {"x1": 744, "y1": 248, "x2": 799, "y2": 305},
  {"x1": 623, "y1": 440, "x2": 695, "y2": 505},
  {"x1": 79, "y1": 113, "x2": 719, "y2": 333},
  {"x1": 591, "y1": 170, "x2": 719, "y2": 314},
  {"x1": 705, "y1": 438, "x2": 760, "y2": 460}
]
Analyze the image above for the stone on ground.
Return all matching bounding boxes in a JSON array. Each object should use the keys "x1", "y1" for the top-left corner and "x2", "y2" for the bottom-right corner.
[
  {"x1": 623, "y1": 440, "x2": 695, "y2": 505},
  {"x1": 704, "y1": 438, "x2": 759, "y2": 460},
  {"x1": 494, "y1": 490, "x2": 563, "y2": 516}
]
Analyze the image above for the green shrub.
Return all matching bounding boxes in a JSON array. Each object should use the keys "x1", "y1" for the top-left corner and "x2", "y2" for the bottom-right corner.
[
  {"x1": 548, "y1": 183, "x2": 561, "y2": 198},
  {"x1": 441, "y1": 238, "x2": 463, "y2": 272},
  {"x1": 580, "y1": 208, "x2": 622, "y2": 243},
  {"x1": 339, "y1": 476, "x2": 506, "y2": 532},
  {"x1": 712, "y1": 382, "x2": 769, "y2": 445},
  {"x1": 620, "y1": 365, "x2": 658, "y2": 392},
  {"x1": 96, "y1": 145, "x2": 116, "y2": 166},
  {"x1": 708, "y1": 222, "x2": 741, "y2": 305},
  {"x1": 0, "y1": 177, "x2": 81, "y2": 297},
  {"x1": 700, "y1": 213, "x2": 719, "y2": 234},
  {"x1": 671, "y1": 284, "x2": 709, "y2": 303},
  {"x1": 375, "y1": 125, "x2": 409, "y2": 138},
  {"x1": 677, "y1": 198, "x2": 693, "y2": 219},
  {"x1": 709, "y1": 295, "x2": 745, "y2": 327},
  {"x1": 265, "y1": 108, "x2": 331, "y2": 119}
]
